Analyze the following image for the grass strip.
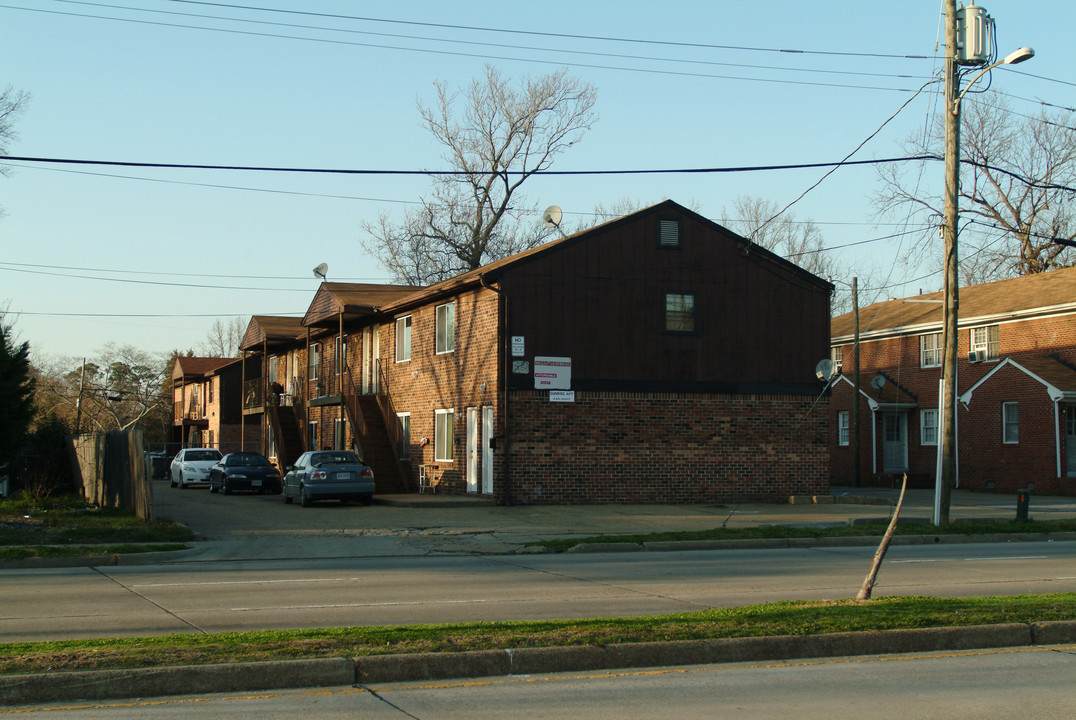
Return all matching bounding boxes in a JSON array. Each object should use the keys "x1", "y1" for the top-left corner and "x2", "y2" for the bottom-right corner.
[
  {"x1": 0, "y1": 544, "x2": 190, "y2": 560},
  {"x1": 0, "y1": 494, "x2": 194, "y2": 547},
  {"x1": 531, "y1": 518, "x2": 1076, "y2": 552},
  {"x1": 1, "y1": 593, "x2": 1073, "y2": 676}
]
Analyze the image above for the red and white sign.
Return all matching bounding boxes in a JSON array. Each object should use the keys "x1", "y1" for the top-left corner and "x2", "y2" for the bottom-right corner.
[{"x1": 534, "y1": 356, "x2": 571, "y2": 389}]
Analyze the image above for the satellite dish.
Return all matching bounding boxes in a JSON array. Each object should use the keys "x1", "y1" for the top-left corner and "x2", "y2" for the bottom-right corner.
[
  {"x1": 312, "y1": 262, "x2": 328, "y2": 281},
  {"x1": 542, "y1": 205, "x2": 563, "y2": 228},
  {"x1": 815, "y1": 358, "x2": 834, "y2": 382},
  {"x1": 871, "y1": 375, "x2": 887, "y2": 390}
]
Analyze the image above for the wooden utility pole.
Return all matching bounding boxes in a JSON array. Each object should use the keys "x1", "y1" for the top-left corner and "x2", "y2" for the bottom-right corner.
[
  {"x1": 939, "y1": 0, "x2": 960, "y2": 527},
  {"x1": 852, "y1": 277, "x2": 861, "y2": 487}
]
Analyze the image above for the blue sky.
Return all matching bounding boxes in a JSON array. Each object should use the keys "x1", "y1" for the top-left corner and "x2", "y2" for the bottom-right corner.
[{"x1": 1, "y1": 0, "x2": 1072, "y2": 360}]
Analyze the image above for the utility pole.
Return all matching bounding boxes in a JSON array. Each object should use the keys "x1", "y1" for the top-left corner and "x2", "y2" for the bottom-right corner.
[
  {"x1": 939, "y1": 0, "x2": 960, "y2": 527},
  {"x1": 852, "y1": 277, "x2": 861, "y2": 488}
]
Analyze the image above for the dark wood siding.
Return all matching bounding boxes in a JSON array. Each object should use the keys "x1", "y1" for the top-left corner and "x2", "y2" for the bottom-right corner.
[{"x1": 500, "y1": 205, "x2": 830, "y2": 391}]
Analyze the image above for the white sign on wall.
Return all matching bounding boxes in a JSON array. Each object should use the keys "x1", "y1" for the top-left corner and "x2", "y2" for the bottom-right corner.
[
  {"x1": 511, "y1": 336, "x2": 525, "y2": 357},
  {"x1": 534, "y1": 356, "x2": 571, "y2": 389},
  {"x1": 550, "y1": 390, "x2": 575, "y2": 403}
]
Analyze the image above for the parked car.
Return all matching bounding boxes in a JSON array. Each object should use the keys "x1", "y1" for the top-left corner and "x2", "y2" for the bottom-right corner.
[
  {"x1": 209, "y1": 452, "x2": 281, "y2": 495},
  {"x1": 282, "y1": 451, "x2": 375, "y2": 507},
  {"x1": 169, "y1": 448, "x2": 223, "y2": 489}
]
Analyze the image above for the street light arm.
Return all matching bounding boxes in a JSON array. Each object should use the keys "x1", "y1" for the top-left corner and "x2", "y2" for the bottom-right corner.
[{"x1": 953, "y1": 47, "x2": 1035, "y2": 114}]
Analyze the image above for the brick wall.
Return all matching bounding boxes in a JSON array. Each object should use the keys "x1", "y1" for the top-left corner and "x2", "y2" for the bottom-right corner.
[{"x1": 507, "y1": 390, "x2": 829, "y2": 504}]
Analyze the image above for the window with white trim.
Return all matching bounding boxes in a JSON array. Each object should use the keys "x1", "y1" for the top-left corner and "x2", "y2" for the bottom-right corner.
[
  {"x1": 307, "y1": 421, "x2": 318, "y2": 450},
  {"x1": 920, "y1": 332, "x2": 942, "y2": 368},
  {"x1": 435, "y1": 409, "x2": 454, "y2": 462},
  {"x1": 832, "y1": 345, "x2": 843, "y2": 369},
  {"x1": 268, "y1": 355, "x2": 278, "y2": 384},
  {"x1": 436, "y1": 302, "x2": 456, "y2": 354},
  {"x1": 397, "y1": 412, "x2": 411, "y2": 460},
  {"x1": 920, "y1": 408, "x2": 938, "y2": 445},
  {"x1": 838, "y1": 411, "x2": 850, "y2": 446},
  {"x1": 971, "y1": 325, "x2": 999, "y2": 361},
  {"x1": 395, "y1": 315, "x2": 412, "y2": 362},
  {"x1": 1003, "y1": 402, "x2": 1019, "y2": 444},
  {"x1": 334, "y1": 336, "x2": 347, "y2": 375},
  {"x1": 308, "y1": 343, "x2": 320, "y2": 381}
]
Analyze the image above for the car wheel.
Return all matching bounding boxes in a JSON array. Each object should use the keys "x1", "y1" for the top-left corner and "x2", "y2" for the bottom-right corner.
[
  {"x1": 282, "y1": 485, "x2": 292, "y2": 504},
  {"x1": 300, "y1": 486, "x2": 311, "y2": 507},
  {"x1": 170, "y1": 476, "x2": 177, "y2": 488},
  {"x1": 179, "y1": 477, "x2": 187, "y2": 489},
  {"x1": 209, "y1": 482, "x2": 218, "y2": 494}
]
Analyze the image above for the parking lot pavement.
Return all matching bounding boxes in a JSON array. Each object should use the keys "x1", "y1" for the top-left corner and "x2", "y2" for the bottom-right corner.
[{"x1": 149, "y1": 481, "x2": 1076, "y2": 561}]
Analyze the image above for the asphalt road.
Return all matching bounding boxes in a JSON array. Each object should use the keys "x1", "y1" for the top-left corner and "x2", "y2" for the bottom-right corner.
[
  {"x1": 7, "y1": 645, "x2": 1076, "y2": 719},
  {"x1": 3, "y1": 540, "x2": 1075, "y2": 642}
]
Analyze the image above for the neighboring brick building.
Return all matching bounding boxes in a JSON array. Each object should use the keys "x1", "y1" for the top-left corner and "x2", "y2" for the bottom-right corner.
[
  {"x1": 170, "y1": 356, "x2": 256, "y2": 452},
  {"x1": 239, "y1": 201, "x2": 834, "y2": 503},
  {"x1": 830, "y1": 267, "x2": 1076, "y2": 495}
]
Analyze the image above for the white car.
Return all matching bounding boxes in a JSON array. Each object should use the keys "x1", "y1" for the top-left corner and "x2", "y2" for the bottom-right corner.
[{"x1": 170, "y1": 448, "x2": 223, "y2": 489}]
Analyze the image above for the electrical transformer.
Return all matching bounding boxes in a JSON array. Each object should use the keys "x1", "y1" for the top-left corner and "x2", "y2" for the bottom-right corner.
[{"x1": 956, "y1": 2, "x2": 995, "y2": 65}]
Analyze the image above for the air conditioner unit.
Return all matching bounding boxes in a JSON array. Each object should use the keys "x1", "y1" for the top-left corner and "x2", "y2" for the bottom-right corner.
[{"x1": 968, "y1": 351, "x2": 982, "y2": 363}]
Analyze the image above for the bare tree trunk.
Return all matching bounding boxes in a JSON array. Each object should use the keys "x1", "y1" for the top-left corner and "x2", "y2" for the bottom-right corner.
[{"x1": 856, "y1": 473, "x2": 908, "y2": 601}]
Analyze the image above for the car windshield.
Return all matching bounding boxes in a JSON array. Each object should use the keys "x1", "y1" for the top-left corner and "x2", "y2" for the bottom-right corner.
[
  {"x1": 187, "y1": 450, "x2": 221, "y2": 462},
  {"x1": 311, "y1": 452, "x2": 359, "y2": 466},
  {"x1": 227, "y1": 453, "x2": 270, "y2": 467}
]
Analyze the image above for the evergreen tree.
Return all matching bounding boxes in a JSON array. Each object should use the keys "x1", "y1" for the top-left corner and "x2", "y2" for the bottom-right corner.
[{"x1": 0, "y1": 319, "x2": 34, "y2": 471}]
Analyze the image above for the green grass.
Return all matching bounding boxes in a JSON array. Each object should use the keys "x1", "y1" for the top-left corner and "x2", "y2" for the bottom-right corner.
[
  {"x1": 531, "y1": 518, "x2": 1076, "y2": 552},
  {"x1": 0, "y1": 493, "x2": 194, "y2": 547},
  {"x1": 1, "y1": 593, "x2": 1072, "y2": 675},
  {"x1": 0, "y1": 543, "x2": 191, "y2": 560}
]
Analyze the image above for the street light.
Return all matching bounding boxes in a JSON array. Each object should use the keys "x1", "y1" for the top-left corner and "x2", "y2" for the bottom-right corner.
[{"x1": 938, "y1": 1, "x2": 1033, "y2": 526}]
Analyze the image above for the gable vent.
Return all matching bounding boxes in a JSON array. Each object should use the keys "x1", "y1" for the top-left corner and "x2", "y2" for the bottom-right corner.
[{"x1": 659, "y1": 219, "x2": 680, "y2": 247}]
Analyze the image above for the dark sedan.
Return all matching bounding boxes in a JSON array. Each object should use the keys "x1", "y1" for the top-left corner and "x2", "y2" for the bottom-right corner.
[
  {"x1": 209, "y1": 452, "x2": 282, "y2": 495},
  {"x1": 282, "y1": 450, "x2": 375, "y2": 507}
]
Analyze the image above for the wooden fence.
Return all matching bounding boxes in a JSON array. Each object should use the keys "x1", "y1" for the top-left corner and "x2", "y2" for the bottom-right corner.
[{"x1": 69, "y1": 427, "x2": 153, "y2": 521}]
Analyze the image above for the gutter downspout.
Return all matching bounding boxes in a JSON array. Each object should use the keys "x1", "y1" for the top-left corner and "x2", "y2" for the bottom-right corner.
[
  {"x1": 1056, "y1": 398, "x2": 1062, "y2": 479},
  {"x1": 480, "y1": 274, "x2": 511, "y2": 505}
]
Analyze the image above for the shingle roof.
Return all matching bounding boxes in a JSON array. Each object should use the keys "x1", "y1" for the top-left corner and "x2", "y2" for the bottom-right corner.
[
  {"x1": 240, "y1": 315, "x2": 305, "y2": 351},
  {"x1": 1014, "y1": 356, "x2": 1076, "y2": 393},
  {"x1": 173, "y1": 356, "x2": 233, "y2": 379},
  {"x1": 303, "y1": 282, "x2": 422, "y2": 327},
  {"x1": 833, "y1": 266, "x2": 1076, "y2": 341}
]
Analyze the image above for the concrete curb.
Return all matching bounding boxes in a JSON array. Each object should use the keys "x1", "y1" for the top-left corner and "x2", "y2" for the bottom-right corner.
[{"x1": 4, "y1": 622, "x2": 1075, "y2": 706}]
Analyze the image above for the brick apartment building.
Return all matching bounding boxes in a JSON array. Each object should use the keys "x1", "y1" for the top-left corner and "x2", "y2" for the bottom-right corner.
[
  {"x1": 830, "y1": 267, "x2": 1076, "y2": 495},
  {"x1": 170, "y1": 356, "x2": 258, "y2": 452},
  {"x1": 237, "y1": 200, "x2": 834, "y2": 504}
]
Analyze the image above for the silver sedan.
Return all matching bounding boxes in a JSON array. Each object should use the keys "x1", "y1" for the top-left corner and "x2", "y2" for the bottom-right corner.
[{"x1": 282, "y1": 450, "x2": 375, "y2": 507}]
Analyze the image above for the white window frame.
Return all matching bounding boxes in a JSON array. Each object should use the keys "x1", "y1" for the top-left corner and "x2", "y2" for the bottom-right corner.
[
  {"x1": 837, "y1": 410, "x2": 850, "y2": 446},
  {"x1": 436, "y1": 302, "x2": 456, "y2": 354},
  {"x1": 308, "y1": 343, "x2": 320, "y2": 381},
  {"x1": 307, "y1": 420, "x2": 318, "y2": 450},
  {"x1": 920, "y1": 408, "x2": 939, "y2": 446},
  {"x1": 971, "y1": 325, "x2": 999, "y2": 361},
  {"x1": 335, "y1": 336, "x2": 347, "y2": 375},
  {"x1": 920, "y1": 332, "x2": 943, "y2": 368},
  {"x1": 397, "y1": 411, "x2": 411, "y2": 460},
  {"x1": 396, "y1": 315, "x2": 412, "y2": 362},
  {"x1": 435, "y1": 409, "x2": 454, "y2": 462},
  {"x1": 1003, "y1": 402, "x2": 1019, "y2": 444},
  {"x1": 268, "y1": 355, "x2": 278, "y2": 384},
  {"x1": 832, "y1": 345, "x2": 843, "y2": 369}
]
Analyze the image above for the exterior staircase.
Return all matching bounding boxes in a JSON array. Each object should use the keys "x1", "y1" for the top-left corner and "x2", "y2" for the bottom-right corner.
[
  {"x1": 268, "y1": 403, "x2": 304, "y2": 471},
  {"x1": 344, "y1": 393, "x2": 409, "y2": 494}
]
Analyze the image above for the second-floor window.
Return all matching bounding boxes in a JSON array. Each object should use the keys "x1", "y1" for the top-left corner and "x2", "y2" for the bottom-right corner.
[
  {"x1": 335, "y1": 336, "x2": 347, "y2": 375},
  {"x1": 208, "y1": 378, "x2": 214, "y2": 404},
  {"x1": 832, "y1": 345, "x2": 844, "y2": 369},
  {"x1": 971, "y1": 325, "x2": 999, "y2": 361},
  {"x1": 268, "y1": 355, "x2": 278, "y2": 384},
  {"x1": 665, "y1": 292, "x2": 696, "y2": 333},
  {"x1": 920, "y1": 332, "x2": 942, "y2": 368},
  {"x1": 436, "y1": 302, "x2": 456, "y2": 354},
  {"x1": 308, "y1": 343, "x2": 320, "y2": 381},
  {"x1": 396, "y1": 315, "x2": 412, "y2": 362}
]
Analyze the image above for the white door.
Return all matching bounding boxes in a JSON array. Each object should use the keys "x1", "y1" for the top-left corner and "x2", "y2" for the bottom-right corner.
[
  {"x1": 372, "y1": 327, "x2": 381, "y2": 394},
  {"x1": 1067, "y1": 406, "x2": 1076, "y2": 477},
  {"x1": 466, "y1": 407, "x2": 479, "y2": 493},
  {"x1": 361, "y1": 327, "x2": 372, "y2": 394},
  {"x1": 482, "y1": 406, "x2": 494, "y2": 495},
  {"x1": 882, "y1": 412, "x2": 908, "y2": 473}
]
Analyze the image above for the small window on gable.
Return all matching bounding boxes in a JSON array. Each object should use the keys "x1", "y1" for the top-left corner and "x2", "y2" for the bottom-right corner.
[
  {"x1": 665, "y1": 292, "x2": 696, "y2": 333},
  {"x1": 837, "y1": 411, "x2": 850, "y2": 446},
  {"x1": 658, "y1": 219, "x2": 680, "y2": 247},
  {"x1": 1003, "y1": 402, "x2": 1019, "y2": 444}
]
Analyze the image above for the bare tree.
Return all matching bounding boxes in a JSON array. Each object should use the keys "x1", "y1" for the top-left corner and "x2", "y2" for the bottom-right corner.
[
  {"x1": 362, "y1": 64, "x2": 598, "y2": 284},
  {"x1": 200, "y1": 318, "x2": 245, "y2": 358},
  {"x1": 875, "y1": 98, "x2": 1076, "y2": 281},
  {"x1": 0, "y1": 86, "x2": 31, "y2": 217}
]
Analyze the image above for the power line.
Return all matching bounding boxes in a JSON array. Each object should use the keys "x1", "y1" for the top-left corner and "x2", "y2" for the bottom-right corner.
[
  {"x1": 0, "y1": 265, "x2": 319, "y2": 291},
  {"x1": 0, "y1": 260, "x2": 393, "y2": 282},
  {"x1": 1, "y1": 154, "x2": 937, "y2": 175}
]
